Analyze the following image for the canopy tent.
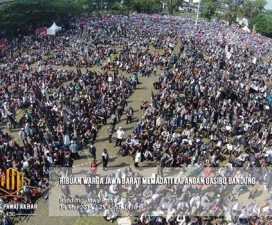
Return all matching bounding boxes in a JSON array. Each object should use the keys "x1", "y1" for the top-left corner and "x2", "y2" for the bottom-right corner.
[
  {"x1": 242, "y1": 26, "x2": 250, "y2": 33},
  {"x1": 47, "y1": 22, "x2": 62, "y2": 35}
]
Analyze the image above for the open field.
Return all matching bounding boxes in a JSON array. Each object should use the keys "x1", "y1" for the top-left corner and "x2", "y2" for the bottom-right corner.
[
  {"x1": 2, "y1": 35, "x2": 270, "y2": 225},
  {"x1": 7, "y1": 41, "x2": 168, "y2": 225}
]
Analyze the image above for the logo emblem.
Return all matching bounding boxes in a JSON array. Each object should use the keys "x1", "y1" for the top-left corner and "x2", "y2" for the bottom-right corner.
[{"x1": 0, "y1": 168, "x2": 24, "y2": 197}]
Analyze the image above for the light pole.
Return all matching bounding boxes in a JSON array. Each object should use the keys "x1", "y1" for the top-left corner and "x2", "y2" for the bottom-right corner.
[{"x1": 195, "y1": 0, "x2": 201, "y2": 29}]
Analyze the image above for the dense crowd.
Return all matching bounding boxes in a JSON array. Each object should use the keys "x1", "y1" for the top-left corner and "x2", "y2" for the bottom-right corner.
[
  {"x1": 125, "y1": 35, "x2": 272, "y2": 169},
  {"x1": 0, "y1": 13, "x2": 272, "y2": 225},
  {"x1": 69, "y1": 167, "x2": 271, "y2": 225}
]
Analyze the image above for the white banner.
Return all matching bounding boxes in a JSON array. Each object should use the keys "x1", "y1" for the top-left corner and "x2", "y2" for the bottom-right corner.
[{"x1": 226, "y1": 52, "x2": 232, "y2": 60}]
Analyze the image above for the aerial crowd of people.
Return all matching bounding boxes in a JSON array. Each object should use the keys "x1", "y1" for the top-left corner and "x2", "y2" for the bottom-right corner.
[{"x1": 0, "y1": 13, "x2": 272, "y2": 225}]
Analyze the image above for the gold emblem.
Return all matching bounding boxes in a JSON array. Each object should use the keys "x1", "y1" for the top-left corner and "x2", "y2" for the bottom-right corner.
[{"x1": 0, "y1": 168, "x2": 24, "y2": 197}]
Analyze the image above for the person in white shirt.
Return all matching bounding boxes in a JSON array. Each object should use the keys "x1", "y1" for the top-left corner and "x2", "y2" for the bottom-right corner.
[
  {"x1": 153, "y1": 140, "x2": 161, "y2": 151},
  {"x1": 190, "y1": 194, "x2": 201, "y2": 209},
  {"x1": 134, "y1": 150, "x2": 141, "y2": 167},
  {"x1": 166, "y1": 211, "x2": 177, "y2": 225},
  {"x1": 24, "y1": 122, "x2": 30, "y2": 136},
  {"x1": 140, "y1": 213, "x2": 150, "y2": 224},
  {"x1": 63, "y1": 133, "x2": 71, "y2": 146},
  {"x1": 98, "y1": 189, "x2": 108, "y2": 202},
  {"x1": 115, "y1": 127, "x2": 124, "y2": 146},
  {"x1": 161, "y1": 130, "x2": 170, "y2": 138},
  {"x1": 103, "y1": 208, "x2": 118, "y2": 223},
  {"x1": 176, "y1": 214, "x2": 186, "y2": 225},
  {"x1": 19, "y1": 128, "x2": 28, "y2": 145}
]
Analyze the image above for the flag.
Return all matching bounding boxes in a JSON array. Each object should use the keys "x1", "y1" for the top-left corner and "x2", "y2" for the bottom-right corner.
[
  {"x1": 79, "y1": 18, "x2": 87, "y2": 26},
  {"x1": 226, "y1": 52, "x2": 231, "y2": 60},
  {"x1": 0, "y1": 39, "x2": 8, "y2": 52},
  {"x1": 36, "y1": 27, "x2": 47, "y2": 37}
]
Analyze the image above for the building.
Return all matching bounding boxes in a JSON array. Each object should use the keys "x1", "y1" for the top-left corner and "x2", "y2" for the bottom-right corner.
[{"x1": 181, "y1": 0, "x2": 201, "y2": 13}]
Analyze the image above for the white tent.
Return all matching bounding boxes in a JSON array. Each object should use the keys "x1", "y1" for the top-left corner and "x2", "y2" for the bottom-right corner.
[
  {"x1": 47, "y1": 22, "x2": 62, "y2": 35},
  {"x1": 242, "y1": 26, "x2": 250, "y2": 33}
]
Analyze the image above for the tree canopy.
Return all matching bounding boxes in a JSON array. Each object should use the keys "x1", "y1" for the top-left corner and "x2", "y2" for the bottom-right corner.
[
  {"x1": 242, "y1": 0, "x2": 267, "y2": 24},
  {"x1": 200, "y1": 0, "x2": 270, "y2": 36},
  {"x1": 123, "y1": 0, "x2": 161, "y2": 13},
  {"x1": 0, "y1": 0, "x2": 85, "y2": 37},
  {"x1": 164, "y1": 0, "x2": 184, "y2": 15},
  {"x1": 251, "y1": 13, "x2": 272, "y2": 37},
  {"x1": 201, "y1": 0, "x2": 218, "y2": 21},
  {"x1": 0, "y1": 0, "x2": 271, "y2": 38}
]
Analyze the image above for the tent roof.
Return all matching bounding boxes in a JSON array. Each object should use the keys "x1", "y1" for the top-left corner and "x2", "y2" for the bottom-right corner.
[
  {"x1": 47, "y1": 22, "x2": 62, "y2": 35},
  {"x1": 49, "y1": 22, "x2": 61, "y2": 30},
  {"x1": 242, "y1": 26, "x2": 250, "y2": 32}
]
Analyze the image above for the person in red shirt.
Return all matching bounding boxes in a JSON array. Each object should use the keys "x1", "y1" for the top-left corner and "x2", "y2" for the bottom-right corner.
[{"x1": 90, "y1": 159, "x2": 97, "y2": 175}]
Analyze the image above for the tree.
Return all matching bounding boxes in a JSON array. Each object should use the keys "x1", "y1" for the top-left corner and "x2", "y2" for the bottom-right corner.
[
  {"x1": 0, "y1": 0, "x2": 83, "y2": 38},
  {"x1": 266, "y1": 9, "x2": 272, "y2": 16},
  {"x1": 201, "y1": 0, "x2": 218, "y2": 20},
  {"x1": 251, "y1": 13, "x2": 272, "y2": 36},
  {"x1": 109, "y1": 2, "x2": 130, "y2": 14},
  {"x1": 123, "y1": 0, "x2": 160, "y2": 13},
  {"x1": 223, "y1": 0, "x2": 245, "y2": 25},
  {"x1": 76, "y1": 0, "x2": 96, "y2": 15},
  {"x1": 164, "y1": 0, "x2": 184, "y2": 15},
  {"x1": 243, "y1": 0, "x2": 267, "y2": 26},
  {"x1": 254, "y1": 0, "x2": 266, "y2": 13}
]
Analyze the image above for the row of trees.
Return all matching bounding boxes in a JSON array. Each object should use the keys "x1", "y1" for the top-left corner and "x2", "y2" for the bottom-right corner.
[
  {"x1": 0, "y1": 0, "x2": 184, "y2": 38},
  {"x1": 201, "y1": 0, "x2": 272, "y2": 37},
  {"x1": 94, "y1": 0, "x2": 183, "y2": 15},
  {"x1": 201, "y1": 0, "x2": 266, "y2": 24},
  {"x1": 0, "y1": 0, "x2": 82, "y2": 37},
  {"x1": 0, "y1": 0, "x2": 271, "y2": 38}
]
